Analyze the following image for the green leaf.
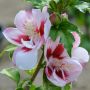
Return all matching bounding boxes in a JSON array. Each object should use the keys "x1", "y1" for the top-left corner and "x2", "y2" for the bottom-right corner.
[
  {"x1": 49, "y1": 0, "x2": 57, "y2": 11},
  {"x1": 16, "y1": 87, "x2": 23, "y2": 90},
  {"x1": 43, "y1": 73, "x2": 62, "y2": 90},
  {"x1": 30, "y1": 85, "x2": 36, "y2": 90},
  {"x1": 35, "y1": 87, "x2": 43, "y2": 90},
  {"x1": 0, "y1": 68, "x2": 20, "y2": 84},
  {"x1": 26, "y1": 0, "x2": 51, "y2": 8},
  {"x1": 9, "y1": 50, "x2": 14, "y2": 60},
  {"x1": 75, "y1": 2, "x2": 90, "y2": 13},
  {"x1": 0, "y1": 44, "x2": 17, "y2": 58},
  {"x1": 49, "y1": 26, "x2": 59, "y2": 41},
  {"x1": 59, "y1": 20, "x2": 80, "y2": 33},
  {"x1": 59, "y1": 30, "x2": 74, "y2": 56},
  {"x1": 25, "y1": 67, "x2": 36, "y2": 75},
  {"x1": 58, "y1": 20, "x2": 80, "y2": 56},
  {"x1": 64, "y1": 83, "x2": 72, "y2": 90},
  {"x1": 0, "y1": 48, "x2": 6, "y2": 58},
  {"x1": 5, "y1": 44, "x2": 17, "y2": 52}
]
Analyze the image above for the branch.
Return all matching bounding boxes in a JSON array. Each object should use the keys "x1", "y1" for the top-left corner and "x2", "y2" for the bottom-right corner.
[{"x1": 25, "y1": 49, "x2": 44, "y2": 90}]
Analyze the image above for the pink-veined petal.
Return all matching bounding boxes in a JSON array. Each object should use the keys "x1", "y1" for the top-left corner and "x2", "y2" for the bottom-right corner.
[
  {"x1": 14, "y1": 10, "x2": 32, "y2": 33},
  {"x1": 45, "y1": 66, "x2": 67, "y2": 87},
  {"x1": 13, "y1": 47, "x2": 38, "y2": 70},
  {"x1": 44, "y1": 20, "x2": 51, "y2": 40},
  {"x1": 21, "y1": 39, "x2": 36, "y2": 49},
  {"x1": 72, "y1": 32, "x2": 80, "y2": 48},
  {"x1": 32, "y1": 9, "x2": 42, "y2": 28},
  {"x1": 72, "y1": 47, "x2": 89, "y2": 64},
  {"x1": 61, "y1": 59, "x2": 82, "y2": 82},
  {"x1": 53, "y1": 70, "x2": 67, "y2": 87},
  {"x1": 3, "y1": 28, "x2": 24, "y2": 46}
]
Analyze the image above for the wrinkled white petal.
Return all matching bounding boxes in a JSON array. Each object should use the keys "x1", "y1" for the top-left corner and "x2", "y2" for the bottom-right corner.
[
  {"x1": 21, "y1": 39, "x2": 36, "y2": 49},
  {"x1": 3, "y1": 28, "x2": 23, "y2": 46},
  {"x1": 14, "y1": 10, "x2": 28, "y2": 33},
  {"x1": 52, "y1": 70, "x2": 67, "y2": 87},
  {"x1": 44, "y1": 20, "x2": 51, "y2": 40},
  {"x1": 62, "y1": 59, "x2": 82, "y2": 82},
  {"x1": 13, "y1": 47, "x2": 38, "y2": 70},
  {"x1": 72, "y1": 47, "x2": 89, "y2": 63}
]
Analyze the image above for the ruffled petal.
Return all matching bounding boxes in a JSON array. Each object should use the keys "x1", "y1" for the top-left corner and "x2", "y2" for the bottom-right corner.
[
  {"x1": 45, "y1": 66, "x2": 67, "y2": 87},
  {"x1": 14, "y1": 10, "x2": 32, "y2": 33},
  {"x1": 72, "y1": 32, "x2": 80, "y2": 48},
  {"x1": 21, "y1": 39, "x2": 36, "y2": 49},
  {"x1": 72, "y1": 47, "x2": 89, "y2": 64},
  {"x1": 53, "y1": 70, "x2": 67, "y2": 87},
  {"x1": 61, "y1": 59, "x2": 82, "y2": 82},
  {"x1": 44, "y1": 19, "x2": 51, "y2": 40},
  {"x1": 13, "y1": 47, "x2": 38, "y2": 70},
  {"x1": 32, "y1": 9, "x2": 42, "y2": 28},
  {"x1": 3, "y1": 28, "x2": 24, "y2": 46}
]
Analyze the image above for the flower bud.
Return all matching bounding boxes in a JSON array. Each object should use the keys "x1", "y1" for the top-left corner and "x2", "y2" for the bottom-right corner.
[{"x1": 50, "y1": 13, "x2": 60, "y2": 25}]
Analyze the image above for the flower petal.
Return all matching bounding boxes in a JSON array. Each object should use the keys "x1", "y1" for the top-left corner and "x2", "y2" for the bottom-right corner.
[
  {"x1": 45, "y1": 66, "x2": 67, "y2": 87},
  {"x1": 21, "y1": 39, "x2": 36, "y2": 49},
  {"x1": 72, "y1": 32, "x2": 80, "y2": 48},
  {"x1": 3, "y1": 28, "x2": 25, "y2": 46},
  {"x1": 72, "y1": 47, "x2": 89, "y2": 64},
  {"x1": 13, "y1": 47, "x2": 38, "y2": 70},
  {"x1": 44, "y1": 19, "x2": 51, "y2": 40},
  {"x1": 14, "y1": 10, "x2": 32, "y2": 33},
  {"x1": 53, "y1": 70, "x2": 67, "y2": 87},
  {"x1": 32, "y1": 9, "x2": 42, "y2": 28},
  {"x1": 61, "y1": 58, "x2": 82, "y2": 82}
]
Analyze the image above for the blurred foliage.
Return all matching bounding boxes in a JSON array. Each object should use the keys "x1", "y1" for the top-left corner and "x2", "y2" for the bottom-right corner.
[{"x1": 64, "y1": 0, "x2": 90, "y2": 52}]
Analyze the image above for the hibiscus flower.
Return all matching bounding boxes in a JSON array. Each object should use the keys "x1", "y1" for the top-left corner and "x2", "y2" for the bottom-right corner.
[{"x1": 3, "y1": 6, "x2": 51, "y2": 70}]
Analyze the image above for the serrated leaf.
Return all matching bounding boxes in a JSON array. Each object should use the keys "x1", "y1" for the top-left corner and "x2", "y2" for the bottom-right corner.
[
  {"x1": 49, "y1": 0, "x2": 57, "y2": 11},
  {"x1": 59, "y1": 20, "x2": 80, "y2": 33},
  {"x1": 49, "y1": 26, "x2": 59, "y2": 41},
  {"x1": 58, "y1": 20, "x2": 79, "y2": 56},
  {"x1": 75, "y1": 2, "x2": 90, "y2": 13},
  {"x1": 26, "y1": 0, "x2": 51, "y2": 8},
  {"x1": 59, "y1": 31, "x2": 74, "y2": 56},
  {"x1": 0, "y1": 68, "x2": 20, "y2": 84}
]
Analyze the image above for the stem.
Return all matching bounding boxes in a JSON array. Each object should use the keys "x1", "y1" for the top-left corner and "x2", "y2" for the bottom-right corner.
[
  {"x1": 30, "y1": 52, "x2": 44, "y2": 83},
  {"x1": 25, "y1": 49, "x2": 44, "y2": 90}
]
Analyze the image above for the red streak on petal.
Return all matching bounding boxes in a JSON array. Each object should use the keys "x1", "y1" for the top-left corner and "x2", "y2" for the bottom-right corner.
[
  {"x1": 52, "y1": 44, "x2": 64, "y2": 59},
  {"x1": 21, "y1": 35, "x2": 30, "y2": 41},
  {"x1": 22, "y1": 47, "x2": 32, "y2": 52},
  {"x1": 13, "y1": 35, "x2": 30, "y2": 44},
  {"x1": 46, "y1": 66, "x2": 53, "y2": 77},
  {"x1": 39, "y1": 21, "x2": 44, "y2": 36},
  {"x1": 47, "y1": 48, "x2": 52, "y2": 59},
  {"x1": 56, "y1": 70, "x2": 63, "y2": 79},
  {"x1": 56, "y1": 70, "x2": 68, "y2": 80}
]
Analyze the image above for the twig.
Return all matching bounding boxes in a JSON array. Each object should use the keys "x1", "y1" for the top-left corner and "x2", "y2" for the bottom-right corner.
[{"x1": 25, "y1": 49, "x2": 44, "y2": 90}]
